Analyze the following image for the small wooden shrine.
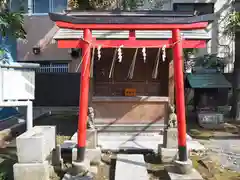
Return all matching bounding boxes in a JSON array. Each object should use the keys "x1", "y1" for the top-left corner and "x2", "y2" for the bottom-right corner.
[{"x1": 49, "y1": 11, "x2": 213, "y2": 162}]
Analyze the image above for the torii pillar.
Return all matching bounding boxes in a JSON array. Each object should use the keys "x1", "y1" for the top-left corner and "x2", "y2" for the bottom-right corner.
[
  {"x1": 172, "y1": 29, "x2": 187, "y2": 162},
  {"x1": 77, "y1": 29, "x2": 92, "y2": 162}
]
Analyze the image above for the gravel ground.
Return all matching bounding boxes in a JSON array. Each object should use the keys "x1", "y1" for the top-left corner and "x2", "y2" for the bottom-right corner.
[{"x1": 200, "y1": 132, "x2": 240, "y2": 172}]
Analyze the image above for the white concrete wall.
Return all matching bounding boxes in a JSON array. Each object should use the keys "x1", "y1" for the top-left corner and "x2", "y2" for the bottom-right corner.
[{"x1": 213, "y1": 0, "x2": 235, "y2": 73}]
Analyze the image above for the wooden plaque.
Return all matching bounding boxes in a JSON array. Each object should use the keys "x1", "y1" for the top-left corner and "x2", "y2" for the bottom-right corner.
[{"x1": 124, "y1": 88, "x2": 136, "y2": 96}]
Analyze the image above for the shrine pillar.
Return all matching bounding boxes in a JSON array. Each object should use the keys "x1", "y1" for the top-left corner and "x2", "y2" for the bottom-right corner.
[
  {"x1": 77, "y1": 29, "x2": 92, "y2": 162},
  {"x1": 172, "y1": 29, "x2": 187, "y2": 162}
]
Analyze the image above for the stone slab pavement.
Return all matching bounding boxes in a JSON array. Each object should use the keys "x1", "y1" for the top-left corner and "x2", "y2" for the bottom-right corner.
[
  {"x1": 115, "y1": 154, "x2": 148, "y2": 180},
  {"x1": 166, "y1": 166, "x2": 203, "y2": 180}
]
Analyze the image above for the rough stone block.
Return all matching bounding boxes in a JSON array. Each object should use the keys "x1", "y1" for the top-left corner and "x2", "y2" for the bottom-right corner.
[
  {"x1": 16, "y1": 126, "x2": 56, "y2": 163},
  {"x1": 72, "y1": 148, "x2": 77, "y2": 162},
  {"x1": 71, "y1": 129, "x2": 97, "y2": 149},
  {"x1": 86, "y1": 129, "x2": 97, "y2": 149},
  {"x1": 159, "y1": 147, "x2": 178, "y2": 163},
  {"x1": 198, "y1": 112, "x2": 224, "y2": 127},
  {"x1": 174, "y1": 159, "x2": 193, "y2": 174},
  {"x1": 62, "y1": 173, "x2": 93, "y2": 180},
  {"x1": 72, "y1": 160, "x2": 91, "y2": 175},
  {"x1": 39, "y1": 126, "x2": 56, "y2": 154},
  {"x1": 85, "y1": 148, "x2": 101, "y2": 165},
  {"x1": 13, "y1": 161, "x2": 49, "y2": 180},
  {"x1": 163, "y1": 128, "x2": 178, "y2": 148},
  {"x1": 89, "y1": 166, "x2": 98, "y2": 177},
  {"x1": 72, "y1": 147, "x2": 101, "y2": 165},
  {"x1": 52, "y1": 145, "x2": 63, "y2": 168},
  {"x1": 16, "y1": 130, "x2": 45, "y2": 163},
  {"x1": 63, "y1": 140, "x2": 76, "y2": 147},
  {"x1": 166, "y1": 166, "x2": 203, "y2": 180},
  {"x1": 96, "y1": 162, "x2": 107, "y2": 179}
]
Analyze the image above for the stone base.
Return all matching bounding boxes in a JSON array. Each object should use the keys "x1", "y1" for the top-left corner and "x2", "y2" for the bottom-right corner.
[
  {"x1": 13, "y1": 161, "x2": 49, "y2": 180},
  {"x1": 52, "y1": 145, "x2": 63, "y2": 169},
  {"x1": 86, "y1": 129, "x2": 98, "y2": 149},
  {"x1": 163, "y1": 128, "x2": 178, "y2": 149},
  {"x1": 16, "y1": 126, "x2": 56, "y2": 163},
  {"x1": 71, "y1": 129, "x2": 97, "y2": 149},
  {"x1": 198, "y1": 112, "x2": 224, "y2": 129},
  {"x1": 158, "y1": 147, "x2": 178, "y2": 163},
  {"x1": 174, "y1": 159, "x2": 193, "y2": 174},
  {"x1": 89, "y1": 166, "x2": 98, "y2": 178},
  {"x1": 86, "y1": 148, "x2": 101, "y2": 165},
  {"x1": 158, "y1": 144, "x2": 191, "y2": 164},
  {"x1": 166, "y1": 166, "x2": 203, "y2": 180},
  {"x1": 72, "y1": 148, "x2": 101, "y2": 165},
  {"x1": 62, "y1": 172, "x2": 94, "y2": 180},
  {"x1": 71, "y1": 160, "x2": 91, "y2": 175}
]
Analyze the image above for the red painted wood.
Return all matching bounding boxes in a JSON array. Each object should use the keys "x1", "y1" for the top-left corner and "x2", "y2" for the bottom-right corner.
[
  {"x1": 172, "y1": 29, "x2": 187, "y2": 152},
  {"x1": 54, "y1": 18, "x2": 207, "y2": 162},
  {"x1": 57, "y1": 39, "x2": 206, "y2": 48},
  {"x1": 129, "y1": 30, "x2": 136, "y2": 40},
  {"x1": 78, "y1": 29, "x2": 91, "y2": 148},
  {"x1": 56, "y1": 21, "x2": 209, "y2": 30}
]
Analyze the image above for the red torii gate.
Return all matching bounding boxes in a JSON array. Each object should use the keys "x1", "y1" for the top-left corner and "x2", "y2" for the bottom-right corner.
[{"x1": 49, "y1": 11, "x2": 213, "y2": 163}]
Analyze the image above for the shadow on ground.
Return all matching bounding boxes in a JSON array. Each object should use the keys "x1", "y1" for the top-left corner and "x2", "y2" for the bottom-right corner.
[
  {"x1": 7, "y1": 114, "x2": 78, "y2": 141},
  {"x1": 144, "y1": 153, "x2": 170, "y2": 180}
]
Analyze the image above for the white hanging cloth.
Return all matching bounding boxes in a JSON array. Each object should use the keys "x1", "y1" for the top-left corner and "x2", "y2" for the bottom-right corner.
[
  {"x1": 162, "y1": 45, "x2": 166, "y2": 62},
  {"x1": 127, "y1": 48, "x2": 138, "y2": 79},
  {"x1": 90, "y1": 46, "x2": 95, "y2": 77},
  {"x1": 152, "y1": 48, "x2": 161, "y2": 79},
  {"x1": 142, "y1": 47, "x2": 146, "y2": 63},
  {"x1": 97, "y1": 45, "x2": 101, "y2": 60},
  {"x1": 118, "y1": 45, "x2": 123, "y2": 63},
  {"x1": 109, "y1": 48, "x2": 118, "y2": 79}
]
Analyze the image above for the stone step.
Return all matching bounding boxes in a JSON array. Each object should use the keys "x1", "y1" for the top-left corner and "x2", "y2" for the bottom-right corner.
[
  {"x1": 166, "y1": 166, "x2": 203, "y2": 180},
  {"x1": 98, "y1": 132, "x2": 162, "y2": 152},
  {"x1": 96, "y1": 123, "x2": 165, "y2": 132},
  {"x1": 69, "y1": 130, "x2": 204, "y2": 154},
  {"x1": 115, "y1": 154, "x2": 149, "y2": 180}
]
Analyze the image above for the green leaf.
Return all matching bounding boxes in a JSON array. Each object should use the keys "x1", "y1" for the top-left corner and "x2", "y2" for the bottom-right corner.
[
  {"x1": 0, "y1": 3, "x2": 26, "y2": 39},
  {"x1": 224, "y1": 12, "x2": 240, "y2": 38}
]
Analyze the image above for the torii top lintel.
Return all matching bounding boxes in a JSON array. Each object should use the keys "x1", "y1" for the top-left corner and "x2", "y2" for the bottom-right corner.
[{"x1": 49, "y1": 11, "x2": 214, "y2": 30}]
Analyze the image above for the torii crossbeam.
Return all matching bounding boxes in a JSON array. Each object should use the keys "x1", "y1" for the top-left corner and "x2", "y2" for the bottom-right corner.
[{"x1": 49, "y1": 11, "x2": 214, "y2": 163}]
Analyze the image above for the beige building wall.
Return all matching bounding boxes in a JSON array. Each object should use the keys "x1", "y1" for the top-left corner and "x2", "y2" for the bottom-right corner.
[{"x1": 17, "y1": 15, "x2": 81, "y2": 72}]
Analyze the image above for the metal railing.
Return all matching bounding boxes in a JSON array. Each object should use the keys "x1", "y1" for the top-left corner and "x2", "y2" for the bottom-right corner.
[{"x1": 36, "y1": 64, "x2": 69, "y2": 73}]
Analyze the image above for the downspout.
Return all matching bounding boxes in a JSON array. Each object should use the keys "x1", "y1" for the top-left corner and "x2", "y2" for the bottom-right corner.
[{"x1": 28, "y1": 0, "x2": 32, "y2": 15}]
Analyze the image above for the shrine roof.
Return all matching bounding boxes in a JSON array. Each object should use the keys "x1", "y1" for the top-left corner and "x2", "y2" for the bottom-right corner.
[
  {"x1": 187, "y1": 73, "x2": 231, "y2": 89},
  {"x1": 49, "y1": 10, "x2": 214, "y2": 25}
]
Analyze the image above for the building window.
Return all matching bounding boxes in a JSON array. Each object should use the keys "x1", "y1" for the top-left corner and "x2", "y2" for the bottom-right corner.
[
  {"x1": 173, "y1": 3, "x2": 214, "y2": 15},
  {"x1": 33, "y1": 0, "x2": 50, "y2": 13},
  {"x1": 10, "y1": 0, "x2": 28, "y2": 13},
  {"x1": 33, "y1": 0, "x2": 67, "y2": 13},
  {"x1": 10, "y1": 0, "x2": 67, "y2": 13}
]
